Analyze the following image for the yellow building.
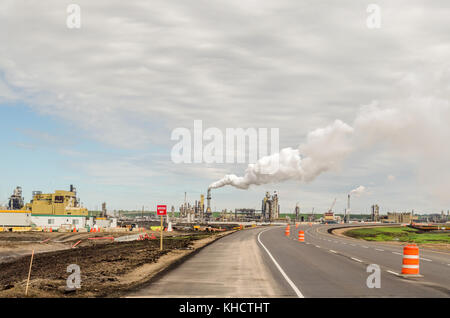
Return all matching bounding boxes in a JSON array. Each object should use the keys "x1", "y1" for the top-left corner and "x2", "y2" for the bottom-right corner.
[{"x1": 24, "y1": 188, "x2": 88, "y2": 216}]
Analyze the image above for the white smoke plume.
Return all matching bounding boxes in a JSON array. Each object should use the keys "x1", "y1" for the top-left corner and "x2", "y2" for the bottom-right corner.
[
  {"x1": 349, "y1": 186, "x2": 366, "y2": 196},
  {"x1": 208, "y1": 120, "x2": 354, "y2": 190},
  {"x1": 209, "y1": 92, "x2": 450, "y2": 203}
]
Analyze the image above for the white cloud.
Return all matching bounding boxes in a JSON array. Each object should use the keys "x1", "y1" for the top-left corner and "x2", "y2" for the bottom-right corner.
[{"x1": 1, "y1": 0, "x2": 449, "y2": 211}]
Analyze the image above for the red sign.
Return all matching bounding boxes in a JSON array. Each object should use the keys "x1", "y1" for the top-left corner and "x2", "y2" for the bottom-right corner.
[{"x1": 157, "y1": 205, "x2": 167, "y2": 216}]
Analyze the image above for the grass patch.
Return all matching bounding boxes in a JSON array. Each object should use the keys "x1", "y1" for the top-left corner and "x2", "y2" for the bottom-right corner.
[{"x1": 345, "y1": 226, "x2": 450, "y2": 244}]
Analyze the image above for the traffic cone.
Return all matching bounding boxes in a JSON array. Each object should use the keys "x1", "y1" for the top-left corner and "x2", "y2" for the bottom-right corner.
[
  {"x1": 284, "y1": 225, "x2": 290, "y2": 236},
  {"x1": 401, "y1": 244, "x2": 421, "y2": 276},
  {"x1": 295, "y1": 223, "x2": 299, "y2": 229},
  {"x1": 50, "y1": 227, "x2": 53, "y2": 233},
  {"x1": 73, "y1": 227, "x2": 77, "y2": 233},
  {"x1": 298, "y1": 230, "x2": 305, "y2": 242}
]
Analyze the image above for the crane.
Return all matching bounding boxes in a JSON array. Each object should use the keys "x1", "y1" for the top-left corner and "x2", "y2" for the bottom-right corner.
[{"x1": 328, "y1": 198, "x2": 336, "y2": 213}]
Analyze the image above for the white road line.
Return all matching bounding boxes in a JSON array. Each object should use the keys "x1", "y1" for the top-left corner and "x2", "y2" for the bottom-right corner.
[
  {"x1": 387, "y1": 270, "x2": 399, "y2": 276},
  {"x1": 315, "y1": 245, "x2": 320, "y2": 248},
  {"x1": 361, "y1": 246, "x2": 369, "y2": 248},
  {"x1": 329, "y1": 250, "x2": 337, "y2": 254},
  {"x1": 375, "y1": 248, "x2": 384, "y2": 252},
  {"x1": 351, "y1": 257, "x2": 363, "y2": 263},
  {"x1": 420, "y1": 258, "x2": 432, "y2": 262},
  {"x1": 257, "y1": 229, "x2": 304, "y2": 298},
  {"x1": 392, "y1": 252, "x2": 402, "y2": 255}
]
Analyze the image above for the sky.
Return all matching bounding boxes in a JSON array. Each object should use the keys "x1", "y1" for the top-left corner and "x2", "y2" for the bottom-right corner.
[{"x1": 0, "y1": 1, "x2": 449, "y2": 214}]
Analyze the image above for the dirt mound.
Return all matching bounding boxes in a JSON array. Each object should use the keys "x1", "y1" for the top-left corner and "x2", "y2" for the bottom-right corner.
[{"x1": 0, "y1": 234, "x2": 209, "y2": 297}]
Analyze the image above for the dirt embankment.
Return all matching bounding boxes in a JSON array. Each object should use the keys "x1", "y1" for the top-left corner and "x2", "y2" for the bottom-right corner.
[{"x1": 0, "y1": 231, "x2": 230, "y2": 298}]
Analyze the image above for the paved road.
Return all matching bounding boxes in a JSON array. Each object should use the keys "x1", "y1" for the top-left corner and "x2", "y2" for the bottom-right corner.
[
  {"x1": 128, "y1": 227, "x2": 293, "y2": 297},
  {"x1": 261, "y1": 224, "x2": 450, "y2": 297},
  {"x1": 130, "y1": 225, "x2": 450, "y2": 297}
]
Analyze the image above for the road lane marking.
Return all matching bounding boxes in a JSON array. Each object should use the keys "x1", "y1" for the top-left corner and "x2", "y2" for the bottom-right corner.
[
  {"x1": 351, "y1": 257, "x2": 363, "y2": 263},
  {"x1": 387, "y1": 270, "x2": 399, "y2": 276},
  {"x1": 375, "y1": 248, "x2": 384, "y2": 252},
  {"x1": 257, "y1": 229, "x2": 304, "y2": 298},
  {"x1": 315, "y1": 245, "x2": 320, "y2": 248},
  {"x1": 361, "y1": 246, "x2": 369, "y2": 248},
  {"x1": 392, "y1": 252, "x2": 402, "y2": 255},
  {"x1": 420, "y1": 258, "x2": 432, "y2": 262},
  {"x1": 329, "y1": 250, "x2": 337, "y2": 254}
]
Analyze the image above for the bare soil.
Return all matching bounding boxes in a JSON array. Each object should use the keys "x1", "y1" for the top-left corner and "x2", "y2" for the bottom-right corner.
[{"x1": 0, "y1": 231, "x2": 221, "y2": 297}]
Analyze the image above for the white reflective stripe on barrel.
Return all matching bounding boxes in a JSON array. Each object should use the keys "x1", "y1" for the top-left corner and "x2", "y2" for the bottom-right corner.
[
  {"x1": 403, "y1": 255, "x2": 419, "y2": 259},
  {"x1": 402, "y1": 265, "x2": 419, "y2": 269}
]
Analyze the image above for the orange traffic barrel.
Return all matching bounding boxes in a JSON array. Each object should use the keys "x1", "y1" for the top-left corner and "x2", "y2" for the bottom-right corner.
[
  {"x1": 285, "y1": 225, "x2": 290, "y2": 236},
  {"x1": 298, "y1": 230, "x2": 305, "y2": 242},
  {"x1": 401, "y1": 244, "x2": 420, "y2": 275},
  {"x1": 295, "y1": 223, "x2": 299, "y2": 229}
]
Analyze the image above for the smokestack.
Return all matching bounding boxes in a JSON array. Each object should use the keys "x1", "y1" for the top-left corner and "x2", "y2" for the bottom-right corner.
[
  {"x1": 346, "y1": 194, "x2": 350, "y2": 223},
  {"x1": 207, "y1": 188, "x2": 211, "y2": 212}
]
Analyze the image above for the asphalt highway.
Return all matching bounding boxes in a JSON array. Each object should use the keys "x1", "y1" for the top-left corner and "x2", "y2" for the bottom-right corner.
[
  {"x1": 260, "y1": 224, "x2": 450, "y2": 297},
  {"x1": 130, "y1": 225, "x2": 450, "y2": 297}
]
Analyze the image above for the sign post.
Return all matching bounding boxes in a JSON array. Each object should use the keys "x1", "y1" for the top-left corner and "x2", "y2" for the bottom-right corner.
[{"x1": 157, "y1": 205, "x2": 167, "y2": 251}]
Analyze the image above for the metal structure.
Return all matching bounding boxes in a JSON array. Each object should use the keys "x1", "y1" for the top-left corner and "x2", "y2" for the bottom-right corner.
[
  {"x1": 206, "y1": 188, "x2": 212, "y2": 219},
  {"x1": 234, "y1": 208, "x2": 258, "y2": 222},
  {"x1": 294, "y1": 203, "x2": 300, "y2": 222},
  {"x1": 261, "y1": 191, "x2": 280, "y2": 221},
  {"x1": 8, "y1": 186, "x2": 24, "y2": 210},
  {"x1": 344, "y1": 194, "x2": 351, "y2": 223},
  {"x1": 323, "y1": 198, "x2": 336, "y2": 222},
  {"x1": 371, "y1": 204, "x2": 380, "y2": 222}
]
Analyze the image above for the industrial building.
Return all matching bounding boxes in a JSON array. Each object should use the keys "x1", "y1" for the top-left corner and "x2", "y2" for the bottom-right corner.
[
  {"x1": 261, "y1": 191, "x2": 280, "y2": 221},
  {"x1": 384, "y1": 212, "x2": 417, "y2": 223},
  {"x1": 0, "y1": 185, "x2": 114, "y2": 230},
  {"x1": 371, "y1": 204, "x2": 380, "y2": 222}
]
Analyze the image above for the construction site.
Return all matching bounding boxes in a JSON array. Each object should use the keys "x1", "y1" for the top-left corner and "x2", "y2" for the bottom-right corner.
[{"x1": 0, "y1": 183, "x2": 448, "y2": 298}]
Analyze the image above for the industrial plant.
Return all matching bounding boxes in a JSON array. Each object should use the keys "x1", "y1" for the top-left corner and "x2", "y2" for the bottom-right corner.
[{"x1": 0, "y1": 185, "x2": 115, "y2": 230}]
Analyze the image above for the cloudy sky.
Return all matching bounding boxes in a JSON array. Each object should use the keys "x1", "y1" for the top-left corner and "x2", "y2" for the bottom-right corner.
[{"x1": 1, "y1": 1, "x2": 449, "y2": 214}]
